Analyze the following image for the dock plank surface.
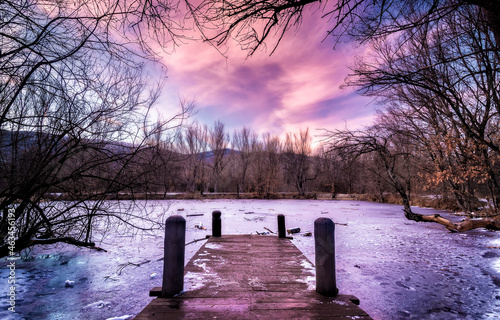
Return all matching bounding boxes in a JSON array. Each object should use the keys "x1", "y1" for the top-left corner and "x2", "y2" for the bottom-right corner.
[{"x1": 135, "y1": 235, "x2": 372, "y2": 319}]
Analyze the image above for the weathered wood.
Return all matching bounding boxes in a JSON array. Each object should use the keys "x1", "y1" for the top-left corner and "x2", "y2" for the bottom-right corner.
[
  {"x1": 212, "y1": 210, "x2": 222, "y2": 237},
  {"x1": 277, "y1": 214, "x2": 286, "y2": 238},
  {"x1": 137, "y1": 235, "x2": 371, "y2": 319},
  {"x1": 314, "y1": 218, "x2": 338, "y2": 296},
  {"x1": 161, "y1": 215, "x2": 185, "y2": 298}
]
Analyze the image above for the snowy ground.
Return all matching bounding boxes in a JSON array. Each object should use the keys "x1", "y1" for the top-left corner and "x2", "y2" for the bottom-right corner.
[{"x1": 1, "y1": 199, "x2": 499, "y2": 320}]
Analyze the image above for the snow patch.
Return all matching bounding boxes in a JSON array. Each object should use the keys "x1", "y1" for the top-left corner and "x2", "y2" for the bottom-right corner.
[
  {"x1": 184, "y1": 271, "x2": 205, "y2": 291},
  {"x1": 64, "y1": 280, "x2": 75, "y2": 287},
  {"x1": 193, "y1": 259, "x2": 209, "y2": 272},
  {"x1": 490, "y1": 238, "x2": 500, "y2": 247},
  {"x1": 198, "y1": 250, "x2": 210, "y2": 256},
  {"x1": 298, "y1": 259, "x2": 316, "y2": 290},
  {"x1": 300, "y1": 259, "x2": 315, "y2": 271},
  {"x1": 205, "y1": 242, "x2": 222, "y2": 250},
  {"x1": 82, "y1": 300, "x2": 111, "y2": 310},
  {"x1": 248, "y1": 276, "x2": 266, "y2": 289},
  {"x1": 330, "y1": 300, "x2": 348, "y2": 306}
]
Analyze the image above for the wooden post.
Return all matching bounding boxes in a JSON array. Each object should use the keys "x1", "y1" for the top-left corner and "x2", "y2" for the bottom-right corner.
[
  {"x1": 278, "y1": 214, "x2": 286, "y2": 238},
  {"x1": 212, "y1": 210, "x2": 221, "y2": 237},
  {"x1": 162, "y1": 215, "x2": 186, "y2": 298},
  {"x1": 314, "y1": 217, "x2": 338, "y2": 296}
]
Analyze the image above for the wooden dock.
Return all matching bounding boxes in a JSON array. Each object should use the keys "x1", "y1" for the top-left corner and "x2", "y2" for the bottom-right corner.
[{"x1": 135, "y1": 235, "x2": 372, "y2": 319}]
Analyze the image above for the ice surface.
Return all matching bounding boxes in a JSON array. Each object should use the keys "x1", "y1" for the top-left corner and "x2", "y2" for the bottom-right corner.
[{"x1": 0, "y1": 199, "x2": 499, "y2": 320}]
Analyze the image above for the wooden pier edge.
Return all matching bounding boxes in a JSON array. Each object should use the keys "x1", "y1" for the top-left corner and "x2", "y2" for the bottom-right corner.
[
  {"x1": 149, "y1": 286, "x2": 361, "y2": 305},
  {"x1": 135, "y1": 235, "x2": 372, "y2": 319}
]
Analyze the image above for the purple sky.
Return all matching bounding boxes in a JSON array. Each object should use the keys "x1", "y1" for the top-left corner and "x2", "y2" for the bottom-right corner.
[{"x1": 156, "y1": 10, "x2": 376, "y2": 142}]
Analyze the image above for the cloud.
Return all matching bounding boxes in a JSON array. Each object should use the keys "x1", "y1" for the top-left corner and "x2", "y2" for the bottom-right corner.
[{"x1": 156, "y1": 8, "x2": 375, "y2": 142}]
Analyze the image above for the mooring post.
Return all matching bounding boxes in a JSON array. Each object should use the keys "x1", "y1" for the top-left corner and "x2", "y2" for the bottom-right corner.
[
  {"x1": 162, "y1": 215, "x2": 186, "y2": 298},
  {"x1": 278, "y1": 214, "x2": 286, "y2": 238},
  {"x1": 212, "y1": 210, "x2": 221, "y2": 237},
  {"x1": 314, "y1": 217, "x2": 338, "y2": 296}
]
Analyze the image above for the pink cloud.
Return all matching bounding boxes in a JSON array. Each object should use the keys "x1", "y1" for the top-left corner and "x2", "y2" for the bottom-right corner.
[{"x1": 156, "y1": 8, "x2": 375, "y2": 142}]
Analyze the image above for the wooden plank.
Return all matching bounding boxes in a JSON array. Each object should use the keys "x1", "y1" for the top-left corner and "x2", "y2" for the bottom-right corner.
[{"x1": 135, "y1": 235, "x2": 372, "y2": 319}]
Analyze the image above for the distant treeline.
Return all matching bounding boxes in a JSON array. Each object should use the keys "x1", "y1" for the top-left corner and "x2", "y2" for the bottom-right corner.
[{"x1": 4, "y1": 117, "x2": 497, "y2": 217}]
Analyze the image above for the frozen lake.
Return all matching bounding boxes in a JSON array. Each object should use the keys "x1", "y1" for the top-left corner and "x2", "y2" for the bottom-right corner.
[{"x1": 1, "y1": 199, "x2": 499, "y2": 319}]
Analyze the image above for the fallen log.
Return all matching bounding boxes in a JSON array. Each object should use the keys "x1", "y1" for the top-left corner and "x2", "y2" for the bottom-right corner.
[{"x1": 407, "y1": 212, "x2": 500, "y2": 232}]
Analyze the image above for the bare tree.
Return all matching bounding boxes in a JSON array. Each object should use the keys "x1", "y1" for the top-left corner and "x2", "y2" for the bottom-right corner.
[
  {"x1": 0, "y1": 58, "x2": 189, "y2": 256},
  {"x1": 245, "y1": 133, "x2": 282, "y2": 197},
  {"x1": 232, "y1": 127, "x2": 257, "y2": 195},
  {"x1": 187, "y1": 0, "x2": 500, "y2": 55},
  {"x1": 0, "y1": 0, "x2": 189, "y2": 256},
  {"x1": 263, "y1": 133, "x2": 283, "y2": 195},
  {"x1": 208, "y1": 121, "x2": 230, "y2": 192},
  {"x1": 379, "y1": 104, "x2": 487, "y2": 214},
  {"x1": 178, "y1": 121, "x2": 209, "y2": 194},
  {"x1": 325, "y1": 6, "x2": 500, "y2": 230},
  {"x1": 281, "y1": 128, "x2": 317, "y2": 196},
  {"x1": 326, "y1": 124, "x2": 416, "y2": 216},
  {"x1": 142, "y1": 118, "x2": 189, "y2": 198},
  {"x1": 316, "y1": 145, "x2": 363, "y2": 198},
  {"x1": 325, "y1": 122, "x2": 500, "y2": 232},
  {"x1": 346, "y1": 5, "x2": 500, "y2": 212},
  {"x1": 251, "y1": 141, "x2": 266, "y2": 196}
]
